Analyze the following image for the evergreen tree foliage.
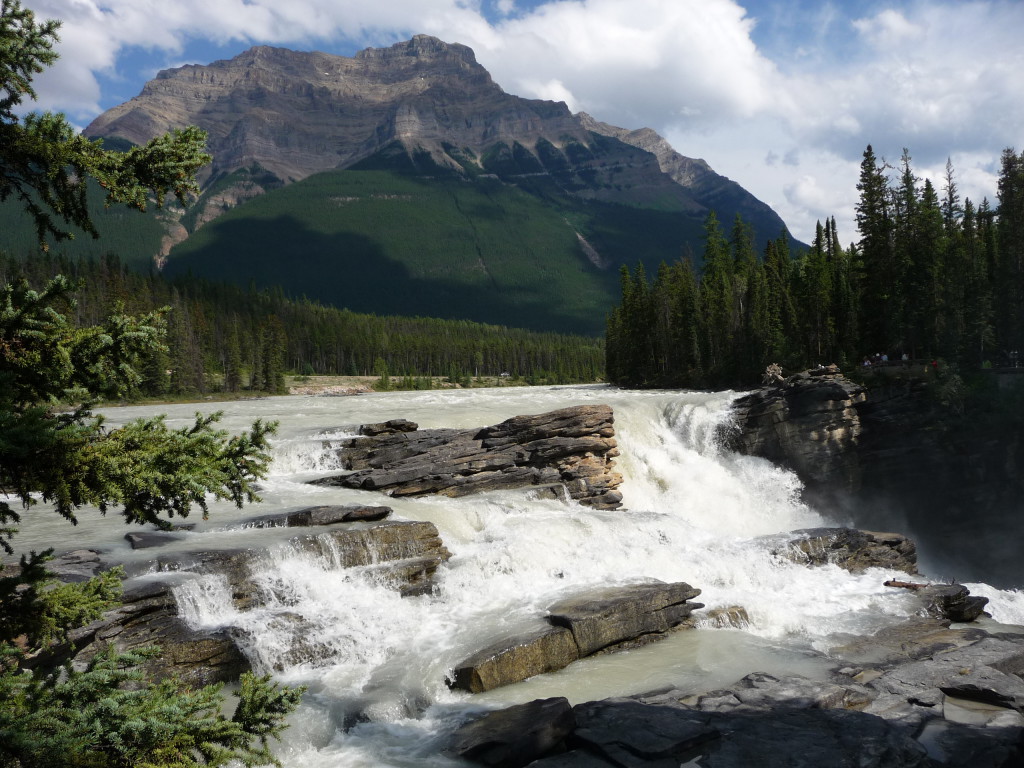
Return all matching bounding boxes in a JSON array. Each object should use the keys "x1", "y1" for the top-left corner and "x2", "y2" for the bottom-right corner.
[
  {"x1": 996, "y1": 148, "x2": 1024, "y2": 354},
  {"x1": 0, "y1": 276, "x2": 302, "y2": 768},
  {"x1": 0, "y1": 5, "x2": 302, "y2": 764},
  {"x1": 0, "y1": 0, "x2": 210, "y2": 249},
  {"x1": 0, "y1": 646, "x2": 302, "y2": 768},
  {"x1": 855, "y1": 145, "x2": 895, "y2": 354},
  {"x1": 606, "y1": 144, "x2": 1024, "y2": 388},
  {"x1": 0, "y1": 250, "x2": 605, "y2": 391}
]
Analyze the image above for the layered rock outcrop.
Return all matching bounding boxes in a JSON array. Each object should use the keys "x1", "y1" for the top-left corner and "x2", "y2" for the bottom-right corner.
[
  {"x1": 728, "y1": 370, "x2": 1024, "y2": 586},
  {"x1": 453, "y1": 617, "x2": 1024, "y2": 767},
  {"x1": 726, "y1": 369, "x2": 866, "y2": 495},
  {"x1": 449, "y1": 581, "x2": 704, "y2": 693},
  {"x1": 32, "y1": 507, "x2": 450, "y2": 685},
  {"x1": 156, "y1": 517, "x2": 451, "y2": 601},
  {"x1": 312, "y1": 405, "x2": 624, "y2": 510}
]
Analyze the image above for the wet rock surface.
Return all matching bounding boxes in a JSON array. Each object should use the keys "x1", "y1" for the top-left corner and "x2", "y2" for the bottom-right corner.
[
  {"x1": 158, "y1": 519, "x2": 452, "y2": 603},
  {"x1": 242, "y1": 503, "x2": 394, "y2": 528},
  {"x1": 461, "y1": 622, "x2": 1024, "y2": 767},
  {"x1": 28, "y1": 514, "x2": 450, "y2": 687},
  {"x1": 726, "y1": 370, "x2": 866, "y2": 494},
  {"x1": 312, "y1": 405, "x2": 624, "y2": 509},
  {"x1": 767, "y1": 526, "x2": 919, "y2": 575},
  {"x1": 446, "y1": 697, "x2": 576, "y2": 767},
  {"x1": 449, "y1": 581, "x2": 704, "y2": 693},
  {"x1": 728, "y1": 371, "x2": 1024, "y2": 587},
  {"x1": 33, "y1": 579, "x2": 251, "y2": 688}
]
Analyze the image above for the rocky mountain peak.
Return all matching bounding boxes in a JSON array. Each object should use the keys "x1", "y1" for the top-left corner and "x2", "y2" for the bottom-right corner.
[
  {"x1": 356, "y1": 34, "x2": 481, "y2": 67},
  {"x1": 78, "y1": 36, "x2": 792, "y2": 294}
]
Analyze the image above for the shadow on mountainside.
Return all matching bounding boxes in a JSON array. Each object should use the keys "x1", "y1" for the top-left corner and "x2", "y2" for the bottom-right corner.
[{"x1": 164, "y1": 215, "x2": 614, "y2": 335}]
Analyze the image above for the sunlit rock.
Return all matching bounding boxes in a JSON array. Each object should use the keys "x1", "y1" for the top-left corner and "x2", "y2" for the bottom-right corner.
[
  {"x1": 449, "y1": 580, "x2": 703, "y2": 693},
  {"x1": 313, "y1": 404, "x2": 624, "y2": 509}
]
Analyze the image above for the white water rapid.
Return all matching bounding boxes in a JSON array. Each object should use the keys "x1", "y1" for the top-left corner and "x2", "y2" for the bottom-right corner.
[{"x1": 13, "y1": 385, "x2": 1024, "y2": 766}]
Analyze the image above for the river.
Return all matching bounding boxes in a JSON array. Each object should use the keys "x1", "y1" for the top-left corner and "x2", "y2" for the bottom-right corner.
[{"x1": 15, "y1": 384, "x2": 1024, "y2": 766}]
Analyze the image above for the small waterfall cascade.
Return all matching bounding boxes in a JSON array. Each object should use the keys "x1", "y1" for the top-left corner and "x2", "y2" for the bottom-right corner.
[{"x1": 132, "y1": 386, "x2": 1023, "y2": 767}]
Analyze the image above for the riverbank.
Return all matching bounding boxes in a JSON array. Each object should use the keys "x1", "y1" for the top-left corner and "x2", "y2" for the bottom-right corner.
[{"x1": 96, "y1": 374, "x2": 590, "y2": 408}]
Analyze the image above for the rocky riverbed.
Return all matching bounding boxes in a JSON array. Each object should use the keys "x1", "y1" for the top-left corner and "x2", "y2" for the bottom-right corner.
[{"x1": 23, "y1": 401, "x2": 1024, "y2": 767}]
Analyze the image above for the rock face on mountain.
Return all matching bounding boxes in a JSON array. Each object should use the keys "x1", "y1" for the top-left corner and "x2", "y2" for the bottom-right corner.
[
  {"x1": 86, "y1": 37, "x2": 585, "y2": 188},
  {"x1": 86, "y1": 37, "x2": 790, "y2": 325},
  {"x1": 313, "y1": 404, "x2": 624, "y2": 509},
  {"x1": 83, "y1": 37, "x2": 782, "y2": 224}
]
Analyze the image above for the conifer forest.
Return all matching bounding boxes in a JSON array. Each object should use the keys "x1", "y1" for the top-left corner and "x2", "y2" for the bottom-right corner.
[{"x1": 606, "y1": 146, "x2": 1024, "y2": 389}]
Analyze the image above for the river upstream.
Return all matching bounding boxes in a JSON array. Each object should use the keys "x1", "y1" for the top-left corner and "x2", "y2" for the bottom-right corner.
[{"x1": 14, "y1": 385, "x2": 1024, "y2": 765}]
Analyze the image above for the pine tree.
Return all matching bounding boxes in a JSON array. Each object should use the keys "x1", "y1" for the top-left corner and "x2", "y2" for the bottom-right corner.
[
  {"x1": 261, "y1": 316, "x2": 287, "y2": 394},
  {"x1": 905, "y1": 177, "x2": 946, "y2": 356},
  {"x1": 855, "y1": 144, "x2": 896, "y2": 355},
  {"x1": 996, "y1": 149, "x2": 1024, "y2": 355},
  {"x1": 224, "y1": 319, "x2": 243, "y2": 393},
  {"x1": 0, "y1": 5, "x2": 302, "y2": 763},
  {"x1": 0, "y1": 1, "x2": 210, "y2": 250},
  {"x1": 797, "y1": 221, "x2": 834, "y2": 362},
  {"x1": 700, "y1": 212, "x2": 734, "y2": 382}
]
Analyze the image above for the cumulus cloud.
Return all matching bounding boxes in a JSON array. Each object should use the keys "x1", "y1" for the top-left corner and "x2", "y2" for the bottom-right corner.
[{"x1": 476, "y1": 0, "x2": 785, "y2": 130}]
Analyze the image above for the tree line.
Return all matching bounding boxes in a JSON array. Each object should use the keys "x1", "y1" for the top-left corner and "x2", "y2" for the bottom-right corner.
[
  {"x1": 606, "y1": 145, "x2": 1024, "y2": 389},
  {"x1": 0, "y1": 250, "x2": 605, "y2": 396}
]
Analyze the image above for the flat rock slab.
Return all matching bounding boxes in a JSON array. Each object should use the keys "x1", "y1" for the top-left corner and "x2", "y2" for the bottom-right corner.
[
  {"x1": 547, "y1": 581, "x2": 703, "y2": 656},
  {"x1": 447, "y1": 697, "x2": 575, "y2": 768},
  {"x1": 570, "y1": 700, "x2": 721, "y2": 766},
  {"x1": 450, "y1": 581, "x2": 703, "y2": 693},
  {"x1": 37, "y1": 549, "x2": 107, "y2": 582},
  {"x1": 125, "y1": 531, "x2": 182, "y2": 549},
  {"x1": 240, "y1": 504, "x2": 393, "y2": 528},
  {"x1": 312, "y1": 405, "x2": 623, "y2": 509},
  {"x1": 541, "y1": 698, "x2": 931, "y2": 768},
  {"x1": 286, "y1": 504, "x2": 393, "y2": 525},
  {"x1": 829, "y1": 617, "x2": 991, "y2": 665},
  {"x1": 449, "y1": 625, "x2": 579, "y2": 693},
  {"x1": 870, "y1": 637, "x2": 1024, "y2": 712}
]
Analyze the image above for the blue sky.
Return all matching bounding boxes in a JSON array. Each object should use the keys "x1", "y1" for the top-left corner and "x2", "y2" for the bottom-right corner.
[{"x1": 21, "y1": 0, "x2": 1024, "y2": 243}]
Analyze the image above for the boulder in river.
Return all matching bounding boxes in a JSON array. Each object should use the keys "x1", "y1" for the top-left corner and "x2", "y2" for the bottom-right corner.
[
  {"x1": 450, "y1": 580, "x2": 703, "y2": 692},
  {"x1": 767, "y1": 527, "x2": 918, "y2": 575},
  {"x1": 312, "y1": 405, "x2": 624, "y2": 510},
  {"x1": 547, "y1": 581, "x2": 704, "y2": 656},
  {"x1": 447, "y1": 697, "x2": 576, "y2": 768}
]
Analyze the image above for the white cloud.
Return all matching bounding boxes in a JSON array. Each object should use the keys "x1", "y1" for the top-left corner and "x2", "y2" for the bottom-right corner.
[{"x1": 852, "y1": 8, "x2": 925, "y2": 49}]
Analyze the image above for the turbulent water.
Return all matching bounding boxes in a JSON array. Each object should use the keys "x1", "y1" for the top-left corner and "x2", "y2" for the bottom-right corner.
[{"x1": 13, "y1": 385, "x2": 1024, "y2": 766}]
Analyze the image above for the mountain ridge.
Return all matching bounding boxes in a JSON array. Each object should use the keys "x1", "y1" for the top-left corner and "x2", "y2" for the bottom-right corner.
[{"x1": 71, "y1": 36, "x2": 797, "y2": 334}]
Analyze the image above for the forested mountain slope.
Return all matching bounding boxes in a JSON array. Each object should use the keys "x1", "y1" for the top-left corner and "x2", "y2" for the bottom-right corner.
[{"x1": 14, "y1": 35, "x2": 798, "y2": 334}]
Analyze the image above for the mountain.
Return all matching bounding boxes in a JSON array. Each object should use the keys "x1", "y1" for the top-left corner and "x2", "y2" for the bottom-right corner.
[{"x1": 73, "y1": 36, "x2": 795, "y2": 334}]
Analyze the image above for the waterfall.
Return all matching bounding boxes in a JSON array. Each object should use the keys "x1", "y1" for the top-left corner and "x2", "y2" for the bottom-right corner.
[{"x1": 164, "y1": 386, "x2": 1000, "y2": 766}]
